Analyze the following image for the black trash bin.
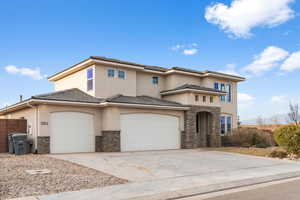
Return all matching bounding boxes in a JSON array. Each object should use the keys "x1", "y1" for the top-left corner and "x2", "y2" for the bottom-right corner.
[
  {"x1": 12, "y1": 133, "x2": 28, "y2": 155},
  {"x1": 8, "y1": 133, "x2": 15, "y2": 154}
]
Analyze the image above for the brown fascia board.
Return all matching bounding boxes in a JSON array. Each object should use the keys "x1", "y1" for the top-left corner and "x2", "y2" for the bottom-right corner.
[
  {"x1": 48, "y1": 57, "x2": 168, "y2": 81},
  {"x1": 203, "y1": 70, "x2": 246, "y2": 81}
]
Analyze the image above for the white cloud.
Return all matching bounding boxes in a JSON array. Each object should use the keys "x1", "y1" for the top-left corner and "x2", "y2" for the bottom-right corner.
[
  {"x1": 170, "y1": 43, "x2": 199, "y2": 55},
  {"x1": 238, "y1": 92, "x2": 255, "y2": 110},
  {"x1": 205, "y1": 0, "x2": 295, "y2": 38},
  {"x1": 238, "y1": 93, "x2": 254, "y2": 103},
  {"x1": 5, "y1": 65, "x2": 46, "y2": 80},
  {"x1": 170, "y1": 44, "x2": 184, "y2": 51},
  {"x1": 271, "y1": 95, "x2": 289, "y2": 104},
  {"x1": 281, "y1": 51, "x2": 300, "y2": 72},
  {"x1": 243, "y1": 46, "x2": 289, "y2": 75},
  {"x1": 183, "y1": 48, "x2": 198, "y2": 55},
  {"x1": 219, "y1": 64, "x2": 242, "y2": 76}
]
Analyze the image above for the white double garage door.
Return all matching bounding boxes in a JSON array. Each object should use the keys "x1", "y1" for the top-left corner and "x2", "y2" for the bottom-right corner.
[{"x1": 50, "y1": 112, "x2": 181, "y2": 153}]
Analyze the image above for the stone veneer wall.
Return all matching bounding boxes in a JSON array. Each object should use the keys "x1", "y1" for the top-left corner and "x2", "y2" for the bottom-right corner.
[
  {"x1": 95, "y1": 136, "x2": 102, "y2": 152},
  {"x1": 37, "y1": 136, "x2": 50, "y2": 154},
  {"x1": 183, "y1": 106, "x2": 221, "y2": 148},
  {"x1": 101, "y1": 130, "x2": 120, "y2": 152}
]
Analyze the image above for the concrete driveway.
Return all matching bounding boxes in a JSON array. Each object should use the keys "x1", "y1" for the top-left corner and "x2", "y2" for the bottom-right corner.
[{"x1": 44, "y1": 150, "x2": 300, "y2": 200}]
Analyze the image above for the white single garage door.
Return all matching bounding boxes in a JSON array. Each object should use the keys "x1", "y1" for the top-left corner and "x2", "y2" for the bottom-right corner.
[
  {"x1": 50, "y1": 112, "x2": 94, "y2": 153},
  {"x1": 120, "y1": 113, "x2": 180, "y2": 152}
]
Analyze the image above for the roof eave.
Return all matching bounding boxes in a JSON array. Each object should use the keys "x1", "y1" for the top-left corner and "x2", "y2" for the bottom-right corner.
[
  {"x1": 160, "y1": 89, "x2": 227, "y2": 96},
  {"x1": 0, "y1": 99, "x2": 103, "y2": 115},
  {"x1": 203, "y1": 73, "x2": 245, "y2": 82},
  {"x1": 101, "y1": 102, "x2": 189, "y2": 110}
]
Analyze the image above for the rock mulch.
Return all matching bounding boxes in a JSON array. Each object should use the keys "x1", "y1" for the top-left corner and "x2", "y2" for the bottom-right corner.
[{"x1": 0, "y1": 153, "x2": 127, "y2": 200}]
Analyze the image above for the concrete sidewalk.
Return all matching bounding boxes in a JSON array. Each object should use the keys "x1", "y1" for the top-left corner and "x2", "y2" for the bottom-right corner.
[{"x1": 40, "y1": 161, "x2": 300, "y2": 199}]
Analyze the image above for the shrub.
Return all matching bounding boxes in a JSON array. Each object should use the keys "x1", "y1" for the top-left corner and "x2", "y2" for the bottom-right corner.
[
  {"x1": 223, "y1": 127, "x2": 275, "y2": 148},
  {"x1": 274, "y1": 125, "x2": 300, "y2": 155},
  {"x1": 269, "y1": 150, "x2": 288, "y2": 159}
]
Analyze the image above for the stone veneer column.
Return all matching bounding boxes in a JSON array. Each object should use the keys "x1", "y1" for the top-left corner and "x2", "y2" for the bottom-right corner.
[
  {"x1": 37, "y1": 136, "x2": 50, "y2": 154},
  {"x1": 101, "y1": 130, "x2": 120, "y2": 152},
  {"x1": 95, "y1": 136, "x2": 102, "y2": 152},
  {"x1": 182, "y1": 106, "x2": 221, "y2": 148}
]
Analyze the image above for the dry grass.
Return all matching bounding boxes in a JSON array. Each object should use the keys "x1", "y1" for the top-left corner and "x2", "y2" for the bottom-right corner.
[
  {"x1": 208, "y1": 147, "x2": 284, "y2": 157},
  {"x1": 0, "y1": 153, "x2": 127, "y2": 200},
  {"x1": 241, "y1": 124, "x2": 284, "y2": 132}
]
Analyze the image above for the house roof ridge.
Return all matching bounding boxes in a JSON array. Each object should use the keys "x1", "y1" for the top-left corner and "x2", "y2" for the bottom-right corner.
[
  {"x1": 32, "y1": 88, "x2": 80, "y2": 98},
  {"x1": 138, "y1": 95, "x2": 184, "y2": 105}
]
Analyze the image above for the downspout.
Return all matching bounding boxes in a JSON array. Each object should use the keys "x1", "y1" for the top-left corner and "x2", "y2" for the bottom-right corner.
[{"x1": 27, "y1": 101, "x2": 39, "y2": 151}]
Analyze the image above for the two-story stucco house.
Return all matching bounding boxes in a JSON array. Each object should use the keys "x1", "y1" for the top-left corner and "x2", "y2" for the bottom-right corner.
[{"x1": 0, "y1": 56, "x2": 245, "y2": 153}]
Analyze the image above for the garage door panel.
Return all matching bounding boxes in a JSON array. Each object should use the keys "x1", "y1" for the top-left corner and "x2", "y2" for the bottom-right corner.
[
  {"x1": 50, "y1": 112, "x2": 94, "y2": 153},
  {"x1": 121, "y1": 113, "x2": 180, "y2": 152}
]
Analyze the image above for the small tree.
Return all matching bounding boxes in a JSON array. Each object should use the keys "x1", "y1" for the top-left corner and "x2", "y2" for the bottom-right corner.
[{"x1": 288, "y1": 102, "x2": 300, "y2": 125}]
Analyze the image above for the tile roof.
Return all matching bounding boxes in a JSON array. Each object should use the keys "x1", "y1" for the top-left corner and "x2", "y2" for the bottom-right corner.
[
  {"x1": 106, "y1": 94, "x2": 185, "y2": 107},
  {"x1": 32, "y1": 88, "x2": 102, "y2": 103},
  {"x1": 30, "y1": 88, "x2": 186, "y2": 107},
  {"x1": 161, "y1": 84, "x2": 226, "y2": 94},
  {"x1": 90, "y1": 56, "x2": 168, "y2": 72}
]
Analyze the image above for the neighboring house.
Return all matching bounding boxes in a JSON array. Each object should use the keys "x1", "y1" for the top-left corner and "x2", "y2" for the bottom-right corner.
[{"x1": 0, "y1": 56, "x2": 245, "y2": 153}]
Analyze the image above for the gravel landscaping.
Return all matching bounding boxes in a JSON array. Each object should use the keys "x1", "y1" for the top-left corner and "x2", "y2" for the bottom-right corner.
[{"x1": 0, "y1": 153, "x2": 127, "y2": 200}]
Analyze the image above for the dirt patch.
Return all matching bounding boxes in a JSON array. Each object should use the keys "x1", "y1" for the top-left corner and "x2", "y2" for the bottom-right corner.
[{"x1": 0, "y1": 153, "x2": 127, "y2": 200}]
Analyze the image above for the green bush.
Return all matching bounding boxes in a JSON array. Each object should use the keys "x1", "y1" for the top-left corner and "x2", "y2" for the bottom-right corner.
[
  {"x1": 224, "y1": 128, "x2": 275, "y2": 148},
  {"x1": 274, "y1": 125, "x2": 300, "y2": 154},
  {"x1": 269, "y1": 150, "x2": 288, "y2": 159}
]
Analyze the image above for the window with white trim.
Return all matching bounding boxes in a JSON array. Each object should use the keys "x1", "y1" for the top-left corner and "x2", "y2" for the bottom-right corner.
[
  {"x1": 220, "y1": 83, "x2": 225, "y2": 101},
  {"x1": 118, "y1": 70, "x2": 125, "y2": 79},
  {"x1": 220, "y1": 116, "x2": 226, "y2": 135},
  {"x1": 107, "y1": 68, "x2": 115, "y2": 78},
  {"x1": 227, "y1": 116, "x2": 232, "y2": 132},
  {"x1": 87, "y1": 68, "x2": 93, "y2": 91},
  {"x1": 220, "y1": 114, "x2": 233, "y2": 135},
  {"x1": 152, "y1": 77, "x2": 159, "y2": 85},
  {"x1": 214, "y1": 82, "x2": 219, "y2": 90},
  {"x1": 226, "y1": 83, "x2": 232, "y2": 102}
]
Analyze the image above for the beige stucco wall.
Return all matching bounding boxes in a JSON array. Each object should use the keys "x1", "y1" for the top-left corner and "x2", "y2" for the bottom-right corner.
[
  {"x1": 102, "y1": 106, "x2": 185, "y2": 131},
  {"x1": 54, "y1": 65, "x2": 95, "y2": 96},
  {"x1": 94, "y1": 64, "x2": 137, "y2": 98},
  {"x1": 202, "y1": 77, "x2": 238, "y2": 128},
  {"x1": 38, "y1": 104, "x2": 102, "y2": 137},
  {"x1": 163, "y1": 93, "x2": 190, "y2": 105},
  {"x1": 165, "y1": 74, "x2": 201, "y2": 90},
  {"x1": 136, "y1": 72, "x2": 165, "y2": 98},
  {"x1": 163, "y1": 92, "x2": 221, "y2": 107},
  {"x1": 3, "y1": 107, "x2": 37, "y2": 147}
]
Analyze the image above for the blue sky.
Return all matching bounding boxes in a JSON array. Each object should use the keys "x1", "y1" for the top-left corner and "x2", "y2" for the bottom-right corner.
[{"x1": 1, "y1": 0, "x2": 300, "y2": 121}]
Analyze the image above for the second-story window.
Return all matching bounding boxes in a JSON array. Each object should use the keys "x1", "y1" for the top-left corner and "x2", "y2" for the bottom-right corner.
[
  {"x1": 87, "y1": 68, "x2": 93, "y2": 91},
  {"x1": 195, "y1": 95, "x2": 199, "y2": 102},
  {"x1": 220, "y1": 83, "x2": 226, "y2": 102},
  {"x1": 226, "y1": 83, "x2": 232, "y2": 102},
  {"x1": 210, "y1": 96, "x2": 214, "y2": 103},
  {"x1": 214, "y1": 82, "x2": 219, "y2": 90},
  {"x1": 107, "y1": 69, "x2": 115, "y2": 78},
  {"x1": 118, "y1": 70, "x2": 125, "y2": 79},
  {"x1": 203, "y1": 96, "x2": 206, "y2": 102},
  {"x1": 152, "y1": 77, "x2": 159, "y2": 85}
]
